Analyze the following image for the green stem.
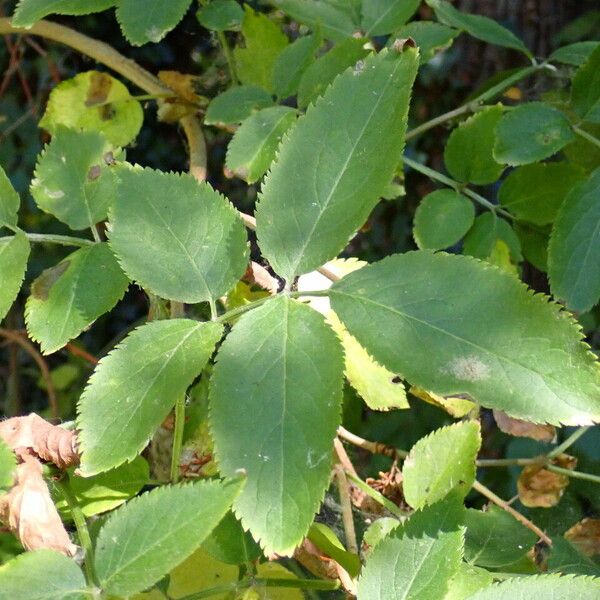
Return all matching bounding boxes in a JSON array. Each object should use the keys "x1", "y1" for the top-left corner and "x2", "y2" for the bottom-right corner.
[
  {"x1": 476, "y1": 457, "x2": 545, "y2": 467},
  {"x1": 55, "y1": 475, "x2": 98, "y2": 586},
  {"x1": 345, "y1": 471, "x2": 408, "y2": 518},
  {"x1": 179, "y1": 577, "x2": 339, "y2": 599},
  {"x1": 170, "y1": 395, "x2": 186, "y2": 483},
  {"x1": 548, "y1": 426, "x2": 591, "y2": 458},
  {"x1": 217, "y1": 30, "x2": 238, "y2": 85},
  {"x1": 25, "y1": 232, "x2": 95, "y2": 247},
  {"x1": 208, "y1": 297, "x2": 218, "y2": 321},
  {"x1": 572, "y1": 125, "x2": 600, "y2": 150},
  {"x1": 547, "y1": 464, "x2": 600, "y2": 485}
]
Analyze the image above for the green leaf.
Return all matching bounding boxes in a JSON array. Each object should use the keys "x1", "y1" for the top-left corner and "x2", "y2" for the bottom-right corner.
[
  {"x1": 308, "y1": 522, "x2": 361, "y2": 577},
  {"x1": 329, "y1": 250, "x2": 600, "y2": 425},
  {"x1": 463, "y1": 213, "x2": 522, "y2": 263},
  {"x1": 444, "y1": 564, "x2": 493, "y2": 600},
  {"x1": 209, "y1": 296, "x2": 344, "y2": 555},
  {"x1": 201, "y1": 511, "x2": 262, "y2": 565},
  {"x1": 444, "y1": 106, "x2": 505, "y2": 185},
  {"x1": 205, "y1": 85, "x2": 274, "y2": 126},
  {"x1": 196, "y1": 0, "x2": 244, "y2": 31},
  {"x1": 108, "y1": 167, "x2": 248, "y2": 303},
  {"x1": 39, "y1": 71, "x2": 143, "y2": 147},
  {"x1": 0, "y1": 438, "x2": 16, "y2": 493},
  {"x1": 466, "y1": 574, "x2": 600, "y2": 599},
  {"x1": 515, "y1": 223, "x2": 549, "y2": 272},
  {"x1": 571, "y1": 44, "x2": 600, "y2": 124},
  {"x1": 550, "y1": 41, "x2": 600, "y2": 66},
  {"x1": 25, "y1": 243, "x2": 128, "y2": 355},
  {"x1": 329, "y1": 311, "x2": 409, "y2": 410},
  {"x1": 426, "y1": 0, "x2": 530, "y2": 56},
  {"x1": 53, "y1": 457, "x2": 149, "y2": 519},
  {"x1": 361, "y1": 0, "x2": 420, "y2": 36},
  {"x1": 30, "y1": 128, "x2": 117, "y2": 230},
  {"x1": 297, "y1": 37, "x2": 370, "y2": 109},
  {"x1": 94, "y1": 478, "x2": 243, "y2": 597},
  {"x1": 272, "y1": 34, "x2": 321, "y2": 99},
  {"x1": 226, "y1": 106, "x2": 297, "y2": 183},
  {"x1": 234, "y1": 7, "x2": 288, "y2": 93},
  {"x1": 11, "y1": 0, "x2": 115, "y2": 27},
  {"x1": 77, "y1": 319, "x2": 223, "y2": 475},
  {"x1": 0, "y1": 166, "x2": 20, "y2": 227},
  {"x1": 547, "y1": 537, "x2": 600, "y2": 577},
  {"x1": 0, "y1": 231, "x2": 30, "y2": 322},
  {"x1": 358, "y1": 497, "x2": 465, "y2": 600},
  {"x1": 413, "y1": 189, "x2": 475, "y2": 250},
  {"x1": 493, "y1": 102, "x2": 575, "y2": 166},
  {"x1": 403, "y1": 422, "x2": 481, "y2": 508},
  {"x1": 272, "y1": 0, "x2": 357, "y2": 41},
  {"x1": 393, "y1": 21, "x2": 459, "y2": 64},
  {"x1": 548, "y1": 168, "x2": 600, "y2": 312},
  {"x1": 498, "y1": 162, "x2": 586, "y2": 226},
  {"x1": 116, "y1": 0, "x2": 192, "y2": 45},
  {"x1": 256, "y1": 47, "x2": 419, "y2": 281},
  {"x1": 0, "y1": 550, "x2": 86, "y2": 600},
  {"x1": 464, "y1": 505, "x2": 537, "y2": 568}
]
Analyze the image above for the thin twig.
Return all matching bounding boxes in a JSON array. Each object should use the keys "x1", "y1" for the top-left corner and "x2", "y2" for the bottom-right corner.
[
  {"x1": 65, "y1": 342, "x2": 98, "y2": 365},
  {"x1": 547, "y1": 464, "x2": 600, "y2": 485},
  {"x1": 334, "y1": 465, "x2": 358, "y2": 554},
  {"x1": 0, "y1": 329, "x2": 58, "y2": 418},
  {"x1": 337, "y1": 425, "x2": 407, "y2": 459},
  {"x1": 548, "y1": 426, "x2": 591, "y2": 459},
  {"x1": 472, "y1": 479, "x2": 552, "y2": 545}
]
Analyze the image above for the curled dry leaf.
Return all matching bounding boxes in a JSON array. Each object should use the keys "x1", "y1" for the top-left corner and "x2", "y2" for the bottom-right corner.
[
  {"x1": 517, "y1": 454, "x2": 577, "y2": 508},
  {"x1": 0, "y1": 449, "x2": 78, "y2": 557},
  {"x1": 0, "y1": 413, "x2": 79, "y2": 469},
  {"x1": 493, "y1": 410, "x2": 556, "y2": 442},
  {"x1": 565, "y1": 518, "x2": 600, "y2": 557}
]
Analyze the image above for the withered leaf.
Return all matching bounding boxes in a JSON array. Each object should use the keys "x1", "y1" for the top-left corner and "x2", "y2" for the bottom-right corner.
[
  {"x1": 565, "y1": 518, "x2": 600, "y2": 557},
  {"x1": 517, "y1": 454, "x2": 577, "y2": 508},
  {"x1": 493, "y1": 410, "x2": 556, "y2": 442}
]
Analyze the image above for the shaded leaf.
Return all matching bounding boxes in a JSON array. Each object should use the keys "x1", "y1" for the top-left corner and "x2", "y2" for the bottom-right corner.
[
  {"x1": 116, "y1": 0, "x2": 192, "y2": 45},
  {"x1": 94, "y1": 478, "x2": 243, "y2": 597},
  {"x1": 108, "y1": 167, "x2": 248, "y2": 303},
  {"x1": 493, "y1": 410, "x2": 556, "y2": 442},
  {"x1": 550, "y1": 41, "x2": 600, "y2": 66},
  {"x1": 494, "y1": 102, "x2": 575, "y2": 166},
  {"x1": 548, "y1": 168, "x2": 600, "y2": 312},
  {"x1": 272, "y1": 34, "x2": 321, "y2": 99},
  {"x1": 329, "y1": 250, "x2": 600, "y2": 425},
  {"x1": 463, "y1": 213, "x2": 522, "y2": 263},
  {"x1": 205, "y1": 85, "x2": 274, "y2": 126},
  {"x1": 361, "y1": 0, "x2": 420, "y2": 36},
  {"x1": 0, "y1": 231, "x2": 30, "y2": 322},
  {"x1": 196, "y1": 0, "x2": 244, "y2": 31},
  {"x1": 0, "y1": 550, "x2": 86, "y2": 600},
  {"x1": 444, "y1": 106, "x2": 505, "y2": 185},
  {"x1": 226, "y1": 106, "x2": 297, "y2": 183},
  {"x1": 413, "y1": 189, "x2": 475, "y2": 250},
  {"x1": 0, "y1": 166, "x2": 20, "y2": 227},
  {"x1": 209, "y1": 296, "x2": 343, "y2": 555},
  {"x1": 40, "y1": 71, "x2": 143, "y2": 147},
  {"x1": 548, "y1": 537, "x2": 600, "y2": 576},
  {"x1": 256, "y1": 47, "x2": 419, "y2": 280},
  {"x1": 498, "y1": 162, "x2": 586, "y2": 226},
  {"x1": 393, "y1": 21, "x2": 459, "y2": 63},
  {"x1": 297, "y1": 37, "x2": 370, "y2": 109},
  {"x1": 571, "y1": 44, "x2": 600, "y2": 123},
  {"x1": 26, "y1": 243, "x2": 128, "y2": 354},
  {"x1": 402, "y1": 421, "x2": 481, "y2": 508},
  {"x1": 0, "y1": 438, "x2": 16, "y2": 493},
  {"x1": 11, "y1": 0, "x2": 114, "y2": 27},
  {"x1": 77, "y1": 319, "x2": 223, "y2": 475},
  {"x1": 234, "y1": 7, "x2": 288, "y2": 93},
  {"x1": 518, "y1": 454, "x2": 577, "y2": 508}
]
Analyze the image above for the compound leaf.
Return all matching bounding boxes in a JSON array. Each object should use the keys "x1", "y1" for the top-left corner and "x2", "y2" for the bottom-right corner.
[
  {"x1": 403, "y1": 422, "x2": 481, "y2": 508},
  {"x1": 77, "y1": 319, "x2": 223, "y2": 476},
  {"x1": 30, "y1": 128, "x2": 117, "y2": 230},
  {"x1": 256, "y1": 47, "x2": 419, "y2": 281},
  {"x1": 330, "y1": 250, "x2": 600, "y2": 425},
  {"x1": 39, "y1": 71, "x2": 143, "y2": 147},
  {"x1": 108, "y1": 167, "x2": 248, "y2": 303},
  {"x1": 95, "y1": 479, "x2": 243, "y2": 597},
  {"x1": 26, "y1": 243, "x2": 128, "y2": 355},
  {"x1": 548, "y1": 168, "x2": 600, "y2": 313},
  {"x1": 209, "y1": 296, "x2": 343, "y2": 555},
  {"x1": 0, "y1": 550, "x2": 86, "y2": 600},
  {"x1": 116, "y1": 0, "x2": 192, "y2": 45}
]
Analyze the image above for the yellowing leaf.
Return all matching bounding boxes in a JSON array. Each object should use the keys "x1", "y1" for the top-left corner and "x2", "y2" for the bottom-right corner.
[{"x1": 410, "y1": 386, "x2": 475, "y2": 418}]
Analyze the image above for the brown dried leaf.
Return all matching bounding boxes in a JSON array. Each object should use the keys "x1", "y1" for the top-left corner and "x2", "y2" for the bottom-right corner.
[
  {"x1": 565, "y1": 518, "x2": 600, "y2": 557},
  {"x1": 517, "y1": 454, "x2": 577, "y2": 508},
  {"x1": 158, "y1": 71, "x2": 203, "y2": 104},
  {"x1": 0, "y1": 450, "x2": 77, "y2": 556},
  {"x1": 0, "y1": 414, "x2": 79, "y2": 469},
  {"x1": 493, "y1": 410, "x2": 556, "y2": 442}
]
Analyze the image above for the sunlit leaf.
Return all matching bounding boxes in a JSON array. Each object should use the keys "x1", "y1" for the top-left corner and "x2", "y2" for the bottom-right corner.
[{"x1": 0, "y1": 231, "x2": 30, "y2": 322}]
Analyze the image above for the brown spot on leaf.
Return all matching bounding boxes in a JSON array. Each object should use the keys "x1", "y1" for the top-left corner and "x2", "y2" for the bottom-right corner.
[
  {"x1": 85, "y1": 71, "x2": 113, "y2": 106},
  {"x1": 87, "y1": 165, "x2": 102, "y2": 181},
  {"x1": 31, "y1": 261, "x2": 70, "y2": 300}
]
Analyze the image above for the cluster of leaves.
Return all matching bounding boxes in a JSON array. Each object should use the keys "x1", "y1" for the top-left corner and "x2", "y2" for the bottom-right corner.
[{"x1": 1, "y1": 0, "x2": 600, "y2": 598}]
